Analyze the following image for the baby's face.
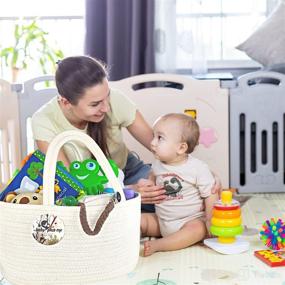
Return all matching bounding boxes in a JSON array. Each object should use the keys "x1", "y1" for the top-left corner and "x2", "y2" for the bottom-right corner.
[{"x1": 150, "y1": 119, "x2": 184, "y2": 164}]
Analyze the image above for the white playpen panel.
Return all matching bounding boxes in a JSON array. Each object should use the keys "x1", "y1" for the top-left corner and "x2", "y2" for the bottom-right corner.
[
  {"x1": 110, "y1": 74, "x2": 229, "y2": 187},
  {"x1": 18, "y1": 76, "x2": 57, "y2": 159},
  {"x1": 0, "y1": 79, "x2": 21, "y2": 190}
]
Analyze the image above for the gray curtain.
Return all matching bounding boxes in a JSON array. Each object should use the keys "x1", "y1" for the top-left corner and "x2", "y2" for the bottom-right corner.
[{"x1": 85, "y1": 0, "x2": 155, "y2": 80}]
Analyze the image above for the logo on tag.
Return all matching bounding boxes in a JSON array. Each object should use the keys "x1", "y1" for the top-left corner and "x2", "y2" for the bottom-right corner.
[{"x1": 32, "y1": 214, "x2": 64, "y2": 245}]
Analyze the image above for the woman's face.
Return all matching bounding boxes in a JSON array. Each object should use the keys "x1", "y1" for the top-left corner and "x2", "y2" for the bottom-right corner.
[{"x1": 70, "y1": 78, "x2": 111, "y2": 123}]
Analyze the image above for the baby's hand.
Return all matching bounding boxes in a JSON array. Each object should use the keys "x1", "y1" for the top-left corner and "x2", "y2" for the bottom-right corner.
[{"x1": 135, "y1": 179, "x2": 166, "y2": 204}]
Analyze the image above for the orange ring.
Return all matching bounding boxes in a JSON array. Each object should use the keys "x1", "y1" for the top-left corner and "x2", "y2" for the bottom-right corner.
[
  {"x1": 213, "y1": 208, "x2": 241, "y2": 219},
  {"x1": 211, "y1": 216, "x2": 242, "y2": 227}
]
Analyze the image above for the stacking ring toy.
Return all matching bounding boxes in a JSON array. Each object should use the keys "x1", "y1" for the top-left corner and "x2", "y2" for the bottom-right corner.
[
  {"x1": 210, "y1": 190, "x2": 243, "y2": 244},
  {"x1": 204, "y1": 190, "x2": 249, "y2": 254}
]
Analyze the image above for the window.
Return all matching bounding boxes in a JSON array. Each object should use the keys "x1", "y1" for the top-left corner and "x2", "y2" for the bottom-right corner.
[
  {"x1": 0, "y1": 0, "x2": 85, "y2": 81},
  {"x1": 175, "y1": 0, "x2": 278, "y2": 69}
]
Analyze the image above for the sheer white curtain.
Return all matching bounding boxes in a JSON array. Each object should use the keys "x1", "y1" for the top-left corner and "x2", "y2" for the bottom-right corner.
[
  {"x1": 154, "y1": 0, "x2": 279, "y2": 73},
  {"x1": 178, "y1": 0, "x2": 208, "y2": 75},
  {"x1": 154, "y1": 0, "x2": 208, "y2": 74},
  {"x1": 154, "y1": 0, "x2": 176, "y2": 73}
]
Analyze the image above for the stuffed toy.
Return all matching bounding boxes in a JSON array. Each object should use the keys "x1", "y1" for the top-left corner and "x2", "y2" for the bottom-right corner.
[
  {"x1": 3, "y1": 192, "x2": 18, "y2": 203},
  {"x1": 10, "y1": 192, "x2": 43, "y2": 205},
  {"x1": 69, "y1": 159, "x2": 124, "y2": 195}
]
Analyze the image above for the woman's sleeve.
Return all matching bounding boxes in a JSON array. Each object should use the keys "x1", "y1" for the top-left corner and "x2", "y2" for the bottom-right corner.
[
  {"x1": 31, "y1": 112, "x2": 56, "y2": 143},
  {"x1": 110, "y1": 89, "x2": 137, "y2": 127}
]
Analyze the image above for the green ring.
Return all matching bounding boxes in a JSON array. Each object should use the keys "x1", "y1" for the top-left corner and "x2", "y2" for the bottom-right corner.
[{"x1": 210, "y1": 225, "x2": 243, "y2": 237}]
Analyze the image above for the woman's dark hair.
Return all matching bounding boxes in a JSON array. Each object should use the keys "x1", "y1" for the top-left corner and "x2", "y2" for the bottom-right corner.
[{"x1": 55, "y1": 56, "x2": 110, "y2": 157}]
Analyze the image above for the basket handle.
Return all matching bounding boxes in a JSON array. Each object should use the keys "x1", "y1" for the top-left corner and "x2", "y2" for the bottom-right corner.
[
  {"x1": 79, "y1": 200, "x2": 114, "y2": 235},
  {"x1": 43, "y1": 130, "x2": 125, "y2": 206}
]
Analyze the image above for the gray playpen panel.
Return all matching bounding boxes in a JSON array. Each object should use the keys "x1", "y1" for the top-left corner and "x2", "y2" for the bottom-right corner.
[{"x1": 230, "y1": 71, "x2": 285, "y2": 193}]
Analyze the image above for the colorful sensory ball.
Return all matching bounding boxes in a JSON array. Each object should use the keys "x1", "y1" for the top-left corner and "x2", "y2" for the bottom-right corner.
[{"x1": 260, "y1": 218, "x2": 285, "y2": 250}]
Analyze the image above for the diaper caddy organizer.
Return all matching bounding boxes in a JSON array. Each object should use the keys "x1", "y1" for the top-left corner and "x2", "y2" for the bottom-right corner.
[{"x1": 0, "y1": 131, "x2": 141, "y2": 285}]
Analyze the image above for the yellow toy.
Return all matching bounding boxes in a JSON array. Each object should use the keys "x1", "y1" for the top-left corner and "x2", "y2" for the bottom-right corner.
[{"x1": 204, "y1": 190, "x2": 249, "y2": 254}]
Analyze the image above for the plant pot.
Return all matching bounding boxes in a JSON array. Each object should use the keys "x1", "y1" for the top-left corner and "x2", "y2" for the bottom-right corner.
[{"x1": 12, "y1": 67, "x2": 20, "y2": 83}]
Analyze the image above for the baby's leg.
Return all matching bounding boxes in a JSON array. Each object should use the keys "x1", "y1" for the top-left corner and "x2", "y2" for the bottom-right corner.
[
  {"x1": 141, "y1": 213, "x2": 161, "y2": 237},
  {"x1": 144, "y1": 218, "x2": 206, "y2": 256}
]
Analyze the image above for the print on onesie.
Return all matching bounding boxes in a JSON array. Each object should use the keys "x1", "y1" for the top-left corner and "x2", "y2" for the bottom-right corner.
[{"x1": 156, "y1": 173, "x2": 184, "y2": 200}]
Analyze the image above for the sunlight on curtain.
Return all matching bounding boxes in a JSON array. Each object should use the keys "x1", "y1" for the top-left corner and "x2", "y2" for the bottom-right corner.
[
  {"x1": 154, "y1": 0, "x2": 177, "y2": 73},
  {"x1": 155, "y1": 0, "x2": 279, "y2": 72}
]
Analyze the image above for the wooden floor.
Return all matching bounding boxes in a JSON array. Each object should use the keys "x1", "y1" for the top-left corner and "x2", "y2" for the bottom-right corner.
[{"x1": 1, "y1": 193, "x2": 285, "y2": 285}]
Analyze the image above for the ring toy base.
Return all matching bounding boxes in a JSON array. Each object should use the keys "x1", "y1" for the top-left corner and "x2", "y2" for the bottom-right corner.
[{"x1": 204, "y1": 237, "x2": 249, "y2": 254}]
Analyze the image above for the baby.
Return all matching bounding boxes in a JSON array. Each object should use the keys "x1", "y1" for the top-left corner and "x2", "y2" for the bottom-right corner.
[{"x1": 140, "y1": 113, "x2": 219, "y2": 256}]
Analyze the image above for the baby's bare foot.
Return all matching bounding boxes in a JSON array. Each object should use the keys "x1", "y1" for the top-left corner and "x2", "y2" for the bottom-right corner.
[{"x1": 144, "y1": 240, "x2": 156, "y2": 256}]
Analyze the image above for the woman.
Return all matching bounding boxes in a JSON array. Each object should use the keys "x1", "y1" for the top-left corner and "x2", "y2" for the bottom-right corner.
[
  {"x1": 31, "y1": 55, "x2": 165, "y2": 211},
  {"x1": 32, "y1": 55, "x2": 220, "y2": 211}
]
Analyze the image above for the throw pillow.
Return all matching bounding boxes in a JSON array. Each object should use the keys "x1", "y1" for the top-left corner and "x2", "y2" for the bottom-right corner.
[{"x1": 236, "y1": 2, "x2": 285, "y2": 66}]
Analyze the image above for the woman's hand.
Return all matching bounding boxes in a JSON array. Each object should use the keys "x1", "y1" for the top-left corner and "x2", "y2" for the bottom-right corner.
[{"x1": 134, "y1": 178, "x2": 166, "y2": 204}]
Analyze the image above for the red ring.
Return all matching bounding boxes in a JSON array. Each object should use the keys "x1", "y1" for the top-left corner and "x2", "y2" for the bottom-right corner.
[{"x1": 214, "y1": 205, "x2": 240, "y2": 211}]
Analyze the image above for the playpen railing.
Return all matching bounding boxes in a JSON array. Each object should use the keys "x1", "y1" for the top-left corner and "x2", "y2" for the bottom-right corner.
[{"x1": 0, "y1": 79, "x2": 21, "y2": 189}]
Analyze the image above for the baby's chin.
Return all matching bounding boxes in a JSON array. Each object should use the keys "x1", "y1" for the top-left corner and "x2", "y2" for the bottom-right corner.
[
  {"x1": 152, "y1": 151, "x2": 168, "y2": 162},
  {"x1": 154, "y1": 154, "x2": 167, "y2": 163}
]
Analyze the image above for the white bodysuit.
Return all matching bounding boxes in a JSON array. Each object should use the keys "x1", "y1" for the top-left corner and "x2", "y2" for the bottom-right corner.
[{"x1": 153, "y1": 155, "x2": 214, "y2": 237}]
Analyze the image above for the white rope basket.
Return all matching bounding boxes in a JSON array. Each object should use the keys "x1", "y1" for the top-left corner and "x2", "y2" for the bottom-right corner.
[{"x1": 0, "y1": 131, "x2": 141, "y2": 285}]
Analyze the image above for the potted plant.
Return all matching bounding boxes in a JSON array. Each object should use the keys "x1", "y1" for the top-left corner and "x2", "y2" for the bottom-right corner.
[{"x1": 0, "y1": 19, "x2": 64, "y2": 82}]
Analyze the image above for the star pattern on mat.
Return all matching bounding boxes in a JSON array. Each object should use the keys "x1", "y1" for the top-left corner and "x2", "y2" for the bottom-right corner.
[{"x1": 199, "y1": 128, "x2": 217, "y2": 148}]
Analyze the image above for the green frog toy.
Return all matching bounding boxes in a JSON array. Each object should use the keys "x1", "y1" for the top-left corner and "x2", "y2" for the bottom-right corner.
[{"x1": 69, "y1": 159, "x2": 120, "y2": 195}]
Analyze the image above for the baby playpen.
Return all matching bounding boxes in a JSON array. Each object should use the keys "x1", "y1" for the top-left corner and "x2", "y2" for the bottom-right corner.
[
  {"x1": 0, "y1": 70, "x2": 285, "y2": 193},
  {"x1": 0, "y1": 73, "x2": 230, "y2": 189},
  {"x1": 0, "y1": 79, "x2": 21, "y2": 187},
  {"x1": 230, "y1": 71, "x2": 285, "y2": 193}
]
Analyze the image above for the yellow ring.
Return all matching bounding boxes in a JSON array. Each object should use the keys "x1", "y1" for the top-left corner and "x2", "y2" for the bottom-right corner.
[
  {"x1": 211, "y1": 216, "x2": 242, "y2": 227},
  {"x1": 213, "y1": 208, "x2": 241, "y2": 219},
  {"x1": 210, "y1": 225, "x2": 243, "y2": 237}
]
